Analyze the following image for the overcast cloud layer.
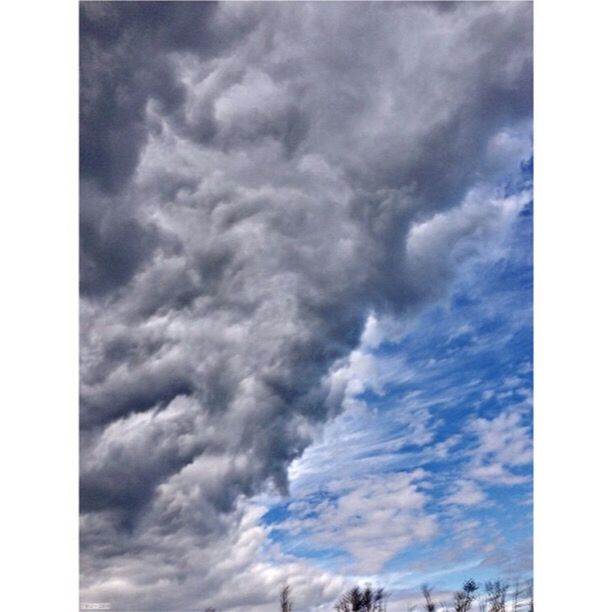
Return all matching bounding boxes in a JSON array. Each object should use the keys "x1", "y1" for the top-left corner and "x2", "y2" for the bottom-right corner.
[{"x1": 80, "y1": 2, "x2": 532, "y2": 610}]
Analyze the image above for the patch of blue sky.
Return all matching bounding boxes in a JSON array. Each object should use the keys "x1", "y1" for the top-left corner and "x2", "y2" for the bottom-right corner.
[
  {"x1": 266, "y1": 529, "x2": 351, "y2": 568},
  {"x1": 260, "y1": 157, "x2": 533, "y2": 588}
]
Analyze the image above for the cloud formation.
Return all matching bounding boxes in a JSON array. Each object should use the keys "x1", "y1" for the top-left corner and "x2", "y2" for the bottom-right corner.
[
  {"x1": 80, "y1": 2, "x2": 532, "y2": 608},
  {"x1": 279, "y1": 470, "x2": 437, "y2": 574}
]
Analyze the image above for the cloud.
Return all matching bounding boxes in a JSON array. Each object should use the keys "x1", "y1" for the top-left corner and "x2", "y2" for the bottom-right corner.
[
  {"x1": 81, "y1": 500, "x2": 348, "y2": 611},
  {"x1": 404, "y1": 185, "x2": 531, "y2": 305},
  {"x1": 80, "y1": 2, "x2": 532, "y2": 608},
  {"x1": 277, "y1": 470, "x2": 436, "y2": 574},
  {"x1": 468, "y1": 406, "x2": 533, "y2": 485},
  {"x1": 444, "y1": 480, "x2": 487, "y2": 507}
]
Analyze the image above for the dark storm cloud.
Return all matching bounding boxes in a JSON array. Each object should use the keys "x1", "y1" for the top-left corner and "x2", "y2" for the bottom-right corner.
[
  {"x1": 80, "y1": 1, "x2": 255, "y2": 192},
  {"x1": 80, "y1": 2, "x2": 532, "y2": 608},
  {"x1": 79, "y1": 1, "x2": 260, "y2": 294}
]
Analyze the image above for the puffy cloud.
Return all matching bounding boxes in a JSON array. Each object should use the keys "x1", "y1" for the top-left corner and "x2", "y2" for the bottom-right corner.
[
  {"x1": 468, "y1": 406, "x2": 533, "y2": 485},
  {"x1": 404, "y1": 186, "x2": 531, "y2": 304},
  {"x1": 444, "y1": 480, "x2": 487, "y2": 507},
  {"x1": 81, "y1": 500, "x2": 347, "y2": 611},
  {"x1": 80, "y1": 2, "x2": 532, "y2": 608}
]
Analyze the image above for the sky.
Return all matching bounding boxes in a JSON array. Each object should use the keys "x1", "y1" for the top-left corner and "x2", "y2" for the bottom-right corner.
[{"x1": 79, "y1": 2, "x2": 533, "y2": 610}]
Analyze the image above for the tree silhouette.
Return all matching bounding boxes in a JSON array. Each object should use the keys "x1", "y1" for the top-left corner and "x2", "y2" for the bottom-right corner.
[
  {"x1": 280, "y1": 584, "x2": 293, "y2": 612},
  {"x1": 335, "y1": 585, "x2": 387, "y2": 612},
  {"x1": 485, "y1": 581, "x2": 508, "y2": 612},
  {"x1": 526, "y1": 579, "x2": 534, "y2": 612},
  {"x1": 422, "y1": 584, "x2": 436, "y2": 612},
  {"x1": 454, "y1": 579, "x2": 479, "y2": 612}
]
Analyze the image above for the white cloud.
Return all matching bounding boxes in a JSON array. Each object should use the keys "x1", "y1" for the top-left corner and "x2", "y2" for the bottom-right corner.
[
  {"x1": 444, "y1": 480, "x2": 487, "y2": 507},
  {"x1": 279, "y1": 471, "x2": 437, "y2": 574},
  {"x1": 459, "y1": 404, "x2": 532, "y2": 486},
  {"x1": 404, "y1": 185, "x2": 531, "y2": 305}
]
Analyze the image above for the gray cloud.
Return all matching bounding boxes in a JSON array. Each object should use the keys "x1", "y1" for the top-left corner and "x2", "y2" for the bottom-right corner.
[{"x1": 80, "y1": 2, "x2": 532, "y2": 608}]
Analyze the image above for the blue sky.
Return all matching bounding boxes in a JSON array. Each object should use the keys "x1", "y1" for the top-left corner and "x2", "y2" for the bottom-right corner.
[{"x1": 258, "y1": 156, "x2": 533, "y2": 601}]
